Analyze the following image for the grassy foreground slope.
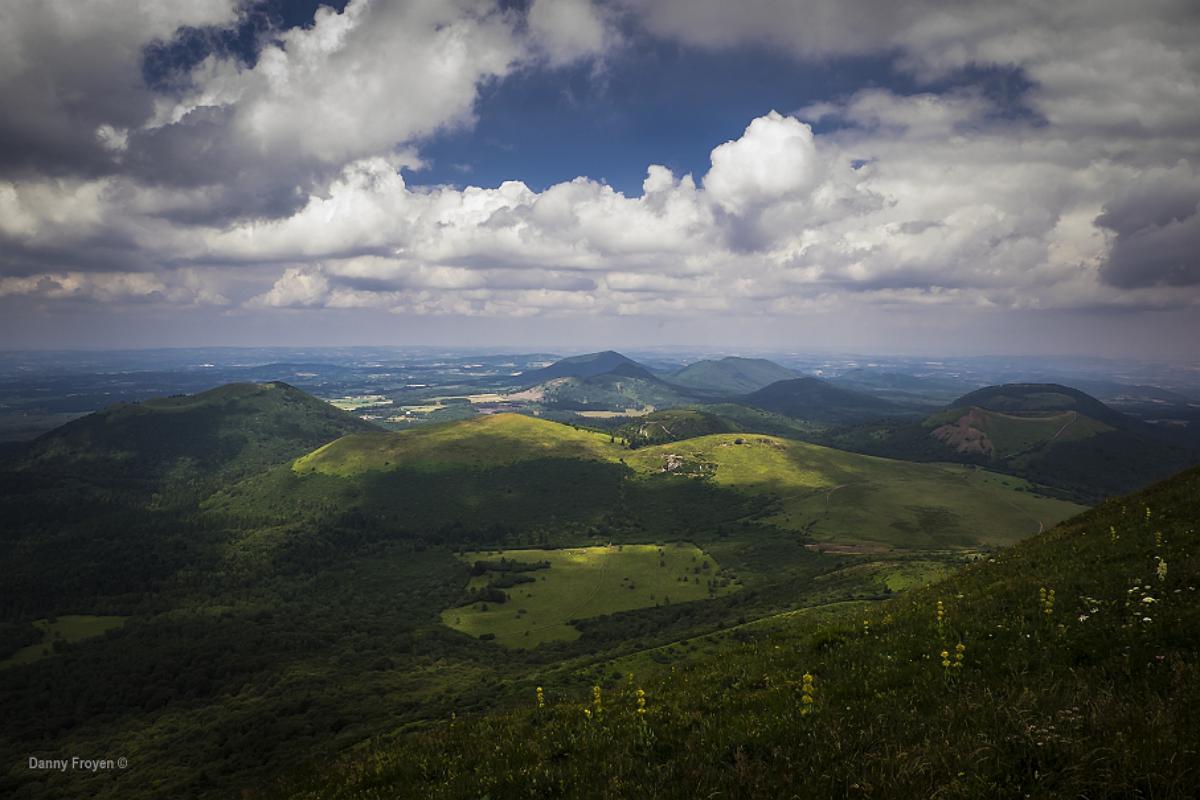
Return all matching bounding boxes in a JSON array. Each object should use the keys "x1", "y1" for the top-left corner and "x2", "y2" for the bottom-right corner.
[{"x1": 283, "y1": 465, "x2": 1200, "y2": 800}]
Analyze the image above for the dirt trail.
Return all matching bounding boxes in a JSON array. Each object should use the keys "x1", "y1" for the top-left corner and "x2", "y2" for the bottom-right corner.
[{"x1": 1047, "y1": 411, "x2": 1078, "y2": 443}]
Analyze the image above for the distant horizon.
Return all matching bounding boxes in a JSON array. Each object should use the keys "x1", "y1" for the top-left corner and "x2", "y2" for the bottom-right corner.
[{"x1": 2, "y1": 342, "x2": 1197, "y2": 367}]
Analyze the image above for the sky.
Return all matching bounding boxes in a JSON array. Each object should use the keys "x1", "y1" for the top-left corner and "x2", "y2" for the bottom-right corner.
[{"x1": 1, "y1": 0, "x2": 1199, "y2": 357}]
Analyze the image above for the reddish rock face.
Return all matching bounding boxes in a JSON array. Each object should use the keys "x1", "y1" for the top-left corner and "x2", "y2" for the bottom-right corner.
[{"x1": 931, "y1": 407, "x2": 995, "y2": 456}]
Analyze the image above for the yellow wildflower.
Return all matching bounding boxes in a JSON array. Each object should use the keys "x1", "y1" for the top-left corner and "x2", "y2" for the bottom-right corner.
[
  {"x1": 536, "y1": 686, "x2": 545, "y2": 709},
  {"x1": 636, "y1": 688, "x2": 647, "y2": 716},
  {"x1": 800, "y1": 672, "x2": 816, "y2": 715},
  {"x1": 1040, "y1": 587, "x2": 1055, "y2": 617}
]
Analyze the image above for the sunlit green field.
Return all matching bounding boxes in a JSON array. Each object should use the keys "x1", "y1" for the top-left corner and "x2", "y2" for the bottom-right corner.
[
  {"x1": 442, "y1": 543, "x2": 738, "y2": 647},
  {"x1": 294, "y1": 413, "x2": 621, "y2": 475},
  {"x1": 0, "y1": 615, "x2": 126, "y2": 669}
]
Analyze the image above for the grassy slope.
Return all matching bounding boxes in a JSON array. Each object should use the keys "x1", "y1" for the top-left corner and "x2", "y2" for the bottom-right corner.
[
  {"x1": 625, "y1": 434, "x2": 1084, "y2": 547},
  {"x1": 294, "y1": 414, "x2": 621, "y2": 476},
  {"x1": 290, "y1": 415, "x2": 1081, "y2": 550},
  {"x1": 284, "y1": 465, "x2": 1200, "y2": 800},
  {"x1": 443, "y1": 543, "x2": 737, "y2": 648}
]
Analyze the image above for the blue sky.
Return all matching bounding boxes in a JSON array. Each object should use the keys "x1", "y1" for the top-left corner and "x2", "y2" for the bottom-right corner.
[{"x1": 0, "y1": 0, "x2": 1197, "y2": 356}]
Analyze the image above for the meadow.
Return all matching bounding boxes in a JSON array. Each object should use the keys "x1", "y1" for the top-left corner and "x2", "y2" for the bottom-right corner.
[
  {"x1": 0, "y1": 615, "x2": 125, "y2": 669},
  {"x1": 442, "y1": 543, "x2": 738, "y2": 647}
]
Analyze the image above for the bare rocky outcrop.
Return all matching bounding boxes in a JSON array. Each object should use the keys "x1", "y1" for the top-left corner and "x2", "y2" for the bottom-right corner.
[{"x1": 931, "y1": 407, "x2": 995, "y2": 456}]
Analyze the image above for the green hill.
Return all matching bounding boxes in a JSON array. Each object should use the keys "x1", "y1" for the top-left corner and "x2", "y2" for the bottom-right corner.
[
  {"x1": 516, "y1": 351, "x2": 657, "y2": 384},
  {"x1": 538, "y1": 373, "x2": 694, "y2": 413},
  {"x1": 742, "y1": 377, "x2": 910, "y2": 425},
  {"x1": 824, "y1": 384, "x2": 1198, "y2": 502},
  {"x1": 669, "y1": 357, "x2": 797, "y2": 394},
  {"x1": 512, "y1": 351, "x2": 700, "y2": 413},
  {"x1": 283, "y1": 464, "x2": 1200, "y2": 800},
  {"x1": 951, "y1": 383, "x2": 1132, "y2": 428},
  {"x1": 17, "y1": 381, "x2": 376, "y2": 485},
  {"x1": 243, "y1": 414, "x2": 1082, "y2": 552},
  {"x1": 0, "y1": 382, "x2": 376, "y2": 612}
]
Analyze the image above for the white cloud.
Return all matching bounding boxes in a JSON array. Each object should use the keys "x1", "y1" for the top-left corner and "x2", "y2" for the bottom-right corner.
[
  {"x1": 153, "y1": 0, "x2": 524, "y2": 167},
  {"x1": 2, "y1": 0, "x2": 1199, "y2": 335},
  {"x1": 527, "y1": 0, "x2": 619, "y2": 66},
  {"x1": 704, "y1": 111, "x2": 821, "y2": 214}
]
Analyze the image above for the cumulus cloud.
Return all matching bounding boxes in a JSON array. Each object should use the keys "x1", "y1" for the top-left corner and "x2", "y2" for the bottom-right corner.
[
  {"x1": 146, "y1": 1, "x2": 522, "y2": 167},
  {"x1": 527, "y1": 0, "x2": 619, "y2": 66},
  {"x1": 0, "y1": 0, "x2": 601, "y2": 223},
  {"x1": 1, "y1": 0, "x2": 1199, "y2": 333},
  {"x1": 0, "y1": 0, "x2": 239, "y2": 177},
  {"x1": 704, "y1": 112, "x2": 820, "y2": 214}
]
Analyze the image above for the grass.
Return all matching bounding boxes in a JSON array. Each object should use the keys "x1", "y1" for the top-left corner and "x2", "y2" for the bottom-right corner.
[
  {"x1": 625, "y1": 433, "x2": 1085, "y2": 547},
  {"x1": 294, "y1": 414, "x2": 622, "y2": 476},
  {"x1": 281, "y1": 465, "x2": 1200, "y2": 800},
  {"x1": 0, "y1": 615, "x2": 126, "y2": 669},
  {"x1": 442, "y1": 543, "x2": 738, "y2": 648},
  {"x1": 290, "y1": 417, "x2": 1083, "y2": 550}
]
